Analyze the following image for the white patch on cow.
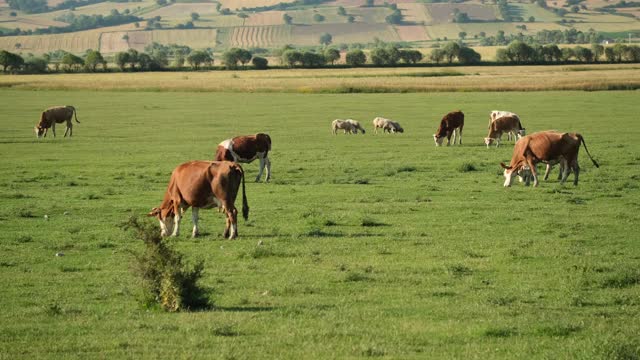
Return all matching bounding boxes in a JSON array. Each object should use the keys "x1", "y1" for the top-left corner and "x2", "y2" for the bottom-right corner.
[
  {"x1": 434, "y1": 134, "x2": 443, "y2": 146},
  {"x1": 220, "y1": 139, "x2": 233, "y2": 151},
  {"x1": 230, "y1": 223, "x2": 237, "y2": 239},
  {"x1": 503, "y1": 169, "x2": 517, "y2": 187},
  {"x1": 171, "y1": 213, "x2": 181, "y2": 236}
]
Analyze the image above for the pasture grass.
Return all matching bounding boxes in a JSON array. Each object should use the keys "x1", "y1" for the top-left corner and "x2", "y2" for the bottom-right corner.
[{"x1": 0, "y1": 88, "x2": 638, "y2": 358}]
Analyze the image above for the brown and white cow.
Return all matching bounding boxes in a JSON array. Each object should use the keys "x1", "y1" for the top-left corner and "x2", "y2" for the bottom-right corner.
[
  {"x1": 148, "y1": 161, "x2": 249, "y2": 239},
  {"x1": 489, "y1": 110, "x2": 520, "y2": 141},
  {"x1": 501, "y1": 131, "x2": 599, "y2": 187},
  {"x1": 34, "y1": 105, "x2": 80, "y2": 138},
  {"x1": 484, "y1": 115, "x2": 526, "y2": 148},
  {"x1": 433, "y1": 110, "x2": 464, "y2": 146},
  {"x1": 215, "y1": 133, "x2": 272, "y2": 182}
]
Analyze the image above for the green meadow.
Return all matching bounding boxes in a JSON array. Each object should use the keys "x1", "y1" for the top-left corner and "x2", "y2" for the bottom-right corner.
[{"x1": 0, "y1": 89, "x2": 639, "y2": 359}]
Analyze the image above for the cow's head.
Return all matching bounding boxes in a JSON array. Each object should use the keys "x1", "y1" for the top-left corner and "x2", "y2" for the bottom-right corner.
[
  {"x1": 517, "y1": 129, "x2": 526, "y2": 139},
  {"x1": 484, "y1": 137, "x2": 495, "y2": 147},
  {"x1": 360, "y1": 128, "x2": 366, "y2": 134},
  {"x1": 148, "y1": 207, "x2": 175, "y2": 237},
  {"x1": 500, "y1": 162, "x2": 518, "y2": 187},
  {"x1": 396, "y1": 126, "x2": 404, "y2": 133},
  {"x1": 34, "y1": 126, "x2": 45, "y2": 138},
  {"x1": 433, "y1": 134, "x2": 444, "y2": 146}
]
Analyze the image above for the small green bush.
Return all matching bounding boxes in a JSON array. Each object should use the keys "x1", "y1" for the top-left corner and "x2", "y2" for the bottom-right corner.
[{"x1": 123, "y1": 216, "x2": 210, "y2": 312}]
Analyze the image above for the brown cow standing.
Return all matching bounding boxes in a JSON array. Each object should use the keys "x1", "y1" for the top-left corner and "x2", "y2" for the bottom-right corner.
[
  {"x1": 484, "y1": 115, "x2": 526, "y2": 148},
  {"x1": 215, "y1": 133, "x2": 272, "y2": 182},
  {"x1": 34, "y1": 105, "x2": 80, "y2": 138},
  {"x1": 433, "y1": 110, "x2": 464, "y2": 146},
  {"x1": 501, "y1": 131, "x2": 599, "y2": 187},
  {"x1": 149, "y1": 161, "x2": 249, "y2": 239}
]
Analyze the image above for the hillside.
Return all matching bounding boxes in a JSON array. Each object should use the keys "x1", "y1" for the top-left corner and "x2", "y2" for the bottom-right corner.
[{"x1": 0, "y1": 0, "x2": 638, "y2": 55}]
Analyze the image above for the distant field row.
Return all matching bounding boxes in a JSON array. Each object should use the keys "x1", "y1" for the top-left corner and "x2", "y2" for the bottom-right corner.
[{"x1": 1, "y1": 64, "x2": 638, "y2": 93}]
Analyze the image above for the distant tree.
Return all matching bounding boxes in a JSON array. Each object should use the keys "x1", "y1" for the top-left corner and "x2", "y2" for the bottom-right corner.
[
  {"x1": 173, "y1": 54, "x2": 185, "y2": 68},
  {"x1": 215, "y1": 3, "x2": 221, "y2": 11},
  {"x1": 9, "y1": 11, "x2": 17, "y2": 16},
  {"x1": 7, "y1": 0, "x2": 48, "y2": 13},
  {"x1": 345, "y1": 49, "x2": 366, "y2": 66},
  {"x1": 61, "y1": 52, "x2": 83, "y2": 71},
  {"x1": 365, "y1": 0, "x2": 374, "y2": 7},
  {"x1": 191, "y1": 12, "x2": 200, "y2": 21},
  {"x1": 126, "y1": 48, "x2": 139, "y2": 69},
  {"x1": 370, "y1": 46, "x2": 400, "y2": 65},
  {"x1": 0, "y1": 50, "x2": 23, "y2": 72},
  {"x1": 220, "y1": 8, "x2": 231, "y2": 15},
  {"x1": 457, "y1": 46, "x2": 481, "y2": 64},
  {"x1": 238, "y1": 12, "x2": 248, "y2": 25},
  {"x1": 479, "y1": 31, "x2": 486, "y2": 38},
  {"x1": 347, "y1": 15, "x2": 355, "y2": 23},
  {"x1": 283, "y1": 13, "x2": 292, "y2": 24},
  {"x1": 429, "y1": 48, "x2": 445, "y2": 64},
  {"x1": 252, "y1": 56, "x2": 268, "y2": 69},
  {"x1": 458, "y1": 31, "x2": 467, "y2": 40},
  {"x1": 506, "y1": 40, "x2": 535, "y2": 62},
  {"x1": 535, "y1": 0, "x2": 547, "y2": 8},
  {"x1": 399, "y1": 49, "x2": 423, "y2": 64},
  {"x1": 337, "y1": 6, "x2": 346, "y2": 15},
  {"x1": 84, "y1": 50, "x2": 105, "y2": 71},
  {"x1": 301, "y1": 51, "x2": 325, "y2": 67},
  {"x1": 282, "y1": 50, "x2": 302, "y2": 67},
  {"x1": 570, "y1": 5, "x2": 579, "y2": 12},
  {"x1": 319, "y1": 32, "x2": 332, "y2": 46},
  {"x1": 528, "y1": 16, "x2": 535, "y2": 22},
  {"x1": 604, "y1": 47, "x2": 615, "y2": 63},
  {"x1": 187, "y1": 50, "x2": 212, "y2": 69},
  {"x1": 453, "y1": 11, "x2": 470, "y2": 23},
  {"x1": 24, "y1": 55, "x2": 48, "y2": 73},
  {"x1": 561, "y1": 47, "x2": 574, "y2": 61},
  {"x1": 313, "y1": 13, "x2": 325, "y2": 22},
  {"x1": 324, "y1": 48, "x2": 340, "y2": 64},
  {"x1": 442, "y1": 41, "x2": 461, "y2": 63},
  {"x1": 573, "y1": 46, "x2": 593, "y2": 62},
  {"x1": 591, "y1": 43, "x2": 604, "y2": 62},
  {"x1": 156, "y1": 0, "x2": 167, "y2": 5}
]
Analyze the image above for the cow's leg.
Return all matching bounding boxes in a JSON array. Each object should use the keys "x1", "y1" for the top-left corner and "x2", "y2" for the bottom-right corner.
[
  {"x1": 544, "y1": 164, "x2": 552, "y2": 181},
  {"x1": 171, "y1": 205, "x2": 183, "y2": 237},
  {"x1": 458, "y1": 128, "x2": 462, "y2": 145},
  {"x1": 527, "y1": 159, "x2": 539, "y2": 187},
  {"x1": 572, "y1": 160, "x2": 580, "y2": 186},
  {"x1": 51, "y1": 123, "x2": 56, "y2": 138},
  {"x1": 223, "y1": 207, "x2": 230, "y2": 239},
  {"x1": 227, "y1": 207, "x2": 238, "y2": 239},
  {"x1": 64, "y1": 121, "x2": 72, "y2": 137},
  {"x1": 256, "y1": 155, "x2": 265, "y2": 182},
  {"x1": 43, "y1": 128, "x2": 48, "y2": 137},
  {"x1": 265, "y1": 156, "x2": 271, "y2": 182},
  {"x1": 451, "y1": 130, "x2": 456, "y2": 145},
  {"x1": 191, "y1": 207, "x2": 200, "y2": 238},
  {"x1": 559, "y1": 159, "x2": 571, "y2": 185}
]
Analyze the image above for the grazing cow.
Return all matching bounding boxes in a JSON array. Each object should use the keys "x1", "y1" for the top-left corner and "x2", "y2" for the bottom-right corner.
[
  {"x1": 148, "y1": 161, "x2": 249, "y2": 239},
  {"x1": 332, "y1": 119, "x2": 355, "y2": 134},
  {"x1": 346, "y1": 119, "x2": 366, "y2": 134},
  {"x1": 34, "y1": 105, "x2": 80, "y2": 138},
  {"x1": 501, "y1": 131, "x2": 599, "y2": 187},
  {"x1": 215, "y1": 133, "x2": 272, "y2": 182},
  {"x1": 484, "y1": 115, "x2": 526, "y2": 148},
  {"x1": 372, "y1": 117, "x2": 403, "y2": 134},
  {"x1": 490, "y1": 110, "x2": 520, "y2": 141},
  {"x1": 433, "y1": 110, "x2": 464, "y2": 146}
]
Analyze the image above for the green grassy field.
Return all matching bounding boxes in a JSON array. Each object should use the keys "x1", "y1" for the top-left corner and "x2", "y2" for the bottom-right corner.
[{"x1": 0, "y1": 88, "x2": 639, "y2": 358}]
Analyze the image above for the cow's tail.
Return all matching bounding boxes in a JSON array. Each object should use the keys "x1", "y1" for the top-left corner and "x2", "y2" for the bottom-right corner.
[
  {"x1": 240, "y1": 166, "x2": 249, "y2": 221},
  {"x1": 578, "y1": 134, "x2": 599, "y2": 168},
  {"x1": 70, "y1": 106, "x2": 80, "y2": 123}
]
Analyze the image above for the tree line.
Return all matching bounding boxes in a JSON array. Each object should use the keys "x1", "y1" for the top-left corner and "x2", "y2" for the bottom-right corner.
[{"x1": 2, "y1": 41, "x2": 640, "y2": 74}]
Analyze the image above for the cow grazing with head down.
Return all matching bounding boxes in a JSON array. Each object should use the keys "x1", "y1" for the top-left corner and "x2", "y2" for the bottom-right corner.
[
  {"x1": 490, "y1": 110, "x2": 520, "y2": 141},
  {"x1": 34, "y1": 105, "x2": 80, "y2": 138},
  {"x1": 215, "y1": 133, "x2": 272, "y2": 182},
  {"x1": 433, "y1": 110, "x2": 464, "y2": 146},
  {"x1": 484, "y1": 115, "x2": 525, "y2": 148},
  {"x1": 346, "y1": 119, "x2": 366, "y2": 134},
  {"x1": 501, "y1": 131, "x2": 599, "y2": 187},
  {"x1": 149, "y1": 161, "x2": 249, "y2": 239}
]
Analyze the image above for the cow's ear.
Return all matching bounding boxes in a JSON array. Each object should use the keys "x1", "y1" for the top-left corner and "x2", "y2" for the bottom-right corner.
[
  {"x1": 148, "y1": 208, "x2": 160, "y2": 217},
  {"x1": 500, "y1": 162, "x2": 512, "y2": 170}
]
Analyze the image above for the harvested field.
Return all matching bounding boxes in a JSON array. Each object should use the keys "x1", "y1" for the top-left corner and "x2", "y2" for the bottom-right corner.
[
  {"x1": 0, "y1": 64, "x2": 638, "y2": 92},
  {"x1": 0, "y1": 30, "x2": 100, "y2": 53},
  {"x1": 424, "y1": 23, "x2": 462, "y2": 40},
  {"x1": 347, "y1": 7, "x2": 391, "y2": 23},
  {"x1": 427, "y1": 3, "x2": 498, "y2": 23},
  {"x1": 327, "y1": 0, "x2": 414, "y2": 5},
  {"x1": 397, "y1": 3, "x2": 431, "y2": 24},
  {"x1": 0, "y1": 18, "x2": 68, "y2": 30},
  {"x1": 244, "y1": 10, "x2": 285, "y2": 26},
  {"x1": 100, "y1": 28, "x2": 218, "y2": 53},
  {"x1": 394, "y1": 25, "x2": 429, "y2": 42},
  {"x1": 217, "y1": 0, "x2": 295, "y2": 10},
  {"x1": 145, "y1": 3, "x2": 218, "y2": 20},
  {"x1": 228, "y1": 25, "x2": 289, "y2": 48},
  {"x1": 509, "y1": 3, "x2": 560, "y2": 22},
  {"x1": 287, "y1": 8, "x2": 348, "y2": 24},
  {"x1": 291, "y1": 23, "x2": 399, "y2": 45},
  {"x1": 617, "y1": 7, "x2": 640, "y2": 18}
]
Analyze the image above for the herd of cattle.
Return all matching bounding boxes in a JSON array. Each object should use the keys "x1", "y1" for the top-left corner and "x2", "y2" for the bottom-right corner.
[{"x1": 33, "y1": 106, "x2": 599, "y2": 239}]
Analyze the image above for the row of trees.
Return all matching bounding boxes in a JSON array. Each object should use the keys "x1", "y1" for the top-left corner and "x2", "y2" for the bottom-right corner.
[
  {"x1": 478, "y1": 29, "x2": 603, "y2": 47},
  {"x1": 497, "y1": 41, "x2": 640, "y2": 63},
  {"x1": 3, "y1": 42, "x2": 640, "y2": 74}
]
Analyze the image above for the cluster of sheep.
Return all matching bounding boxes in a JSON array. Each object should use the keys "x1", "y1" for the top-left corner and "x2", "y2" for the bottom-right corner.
[{"x1": 331, "y1": 117, "x2": 404, "y2": 135}]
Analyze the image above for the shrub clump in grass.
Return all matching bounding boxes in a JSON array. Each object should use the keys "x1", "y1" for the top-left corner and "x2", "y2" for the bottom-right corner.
[
  {"x1": 361, "y1": 217, "x2": 386, "y2": 227},
  {"x1": 18, "y1": 209, "x2": 35, "y2": 218},
  {"x1": 601, "y1": 269, "x2": 640, "y2": 289},
  {"x1": 484, "y1": 327, "x2": 517, "y2": 338},
  {"x1": 123, "y1": 216, "x2": 210, "y2": 312},
  {"x1": 447, "y1": 264, "x2": 472, "y2": 277},
  {"x1": 458, "y1": 162, "x2": 477, "y2": 172}
]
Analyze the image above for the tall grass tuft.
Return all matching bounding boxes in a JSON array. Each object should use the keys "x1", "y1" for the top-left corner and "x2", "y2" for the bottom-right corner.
[{"x1": 122, "y1": 216, "x2": 210, "y2": 312}]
